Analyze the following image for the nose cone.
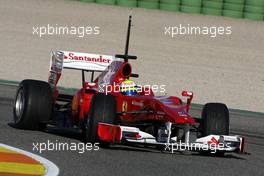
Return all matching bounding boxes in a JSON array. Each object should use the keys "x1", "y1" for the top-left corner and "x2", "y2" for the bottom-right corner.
[{"x1": 156, "y1": 96, "x2": 195, "y2": 124}]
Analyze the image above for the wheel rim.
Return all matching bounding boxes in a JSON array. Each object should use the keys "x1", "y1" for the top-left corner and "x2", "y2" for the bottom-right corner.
[{"x1": 14, "y1": 88, "x2": 25, "y2": 123}]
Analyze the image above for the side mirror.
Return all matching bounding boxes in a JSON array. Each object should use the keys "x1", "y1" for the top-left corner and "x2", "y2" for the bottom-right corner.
[
  {"x1": 84, "y1": 82, "x2": 96, "y2": 89},
  {"x1": 181, "y1": 91, "x2": 193, "y2": 112},
  {"x1": 182, "y1": 91, "x2": 193, "y2": 98}
]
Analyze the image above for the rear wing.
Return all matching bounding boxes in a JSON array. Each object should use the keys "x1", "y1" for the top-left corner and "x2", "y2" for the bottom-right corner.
[
  {"x1": 62, "y1": 51, "x2": 114, "y2": 71},
  {"x1": 48, "y1": 51, "x2": 116, "y2": 87}
]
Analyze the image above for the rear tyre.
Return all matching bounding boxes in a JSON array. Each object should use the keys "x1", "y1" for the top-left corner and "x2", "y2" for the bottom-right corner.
[
  {"x1": 84, "y1": 93, "x2": 117, "y2": 146},
  {"x1": 201, "y1": 103, "x2": 229, "y2": 136},
  {"x1": 13, "y1": 79, "x2": 53, "y2": 130}
]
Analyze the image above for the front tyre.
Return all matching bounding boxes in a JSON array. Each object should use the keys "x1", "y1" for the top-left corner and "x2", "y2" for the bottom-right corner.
[
  {"x1": 200, "y1": 103, "x2": 229, "y2": 156},
  {"x1": 201, "y1": 103, "x2": 230, "y2": 136},
  {"x1": 13, "y1": 79, "x2": 53, "y2": 130},
  {"x1": 84, "y1": 93, "x2": 117, "y2": 146}
]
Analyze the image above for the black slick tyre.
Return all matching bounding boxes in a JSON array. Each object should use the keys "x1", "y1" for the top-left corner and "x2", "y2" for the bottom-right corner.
[
  {"x1": 201, "y1": 103, "x2": 229, "y2": 136},
  {"x1": 84, "y1": 93, "x2": 117, "y2": 146},
  {"x1": 13, "y1": 79, "x2": 53, "y2": 130}
]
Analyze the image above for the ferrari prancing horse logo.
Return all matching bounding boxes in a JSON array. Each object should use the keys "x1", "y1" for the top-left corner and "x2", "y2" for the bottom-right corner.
[{"x1": 122, "y1": 101, "x2": 128, "y2": 112}]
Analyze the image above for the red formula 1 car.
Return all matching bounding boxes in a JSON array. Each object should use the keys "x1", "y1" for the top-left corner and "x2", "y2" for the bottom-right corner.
[{"x1": 13, "y1": 16, "x2": 245, "y2": 155}]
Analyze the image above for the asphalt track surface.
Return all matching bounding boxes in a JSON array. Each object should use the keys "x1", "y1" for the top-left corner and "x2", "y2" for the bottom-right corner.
[{"x1": 0, "y1": 84, "x2": 264, "y2": 176}]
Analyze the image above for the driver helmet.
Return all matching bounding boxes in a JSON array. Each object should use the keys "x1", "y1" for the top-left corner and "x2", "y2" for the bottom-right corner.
[{"x1": 120, "y1": 79, "x2": 138, "y2": 96}]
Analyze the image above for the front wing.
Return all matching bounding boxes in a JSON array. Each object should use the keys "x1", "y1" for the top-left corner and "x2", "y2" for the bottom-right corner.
[{"x1": 97, "y1": 123, "x2": 245, "y2": 154}]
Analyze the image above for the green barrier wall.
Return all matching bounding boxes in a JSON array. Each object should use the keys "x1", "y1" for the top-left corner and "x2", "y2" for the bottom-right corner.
[{"x1": 79, "y1": 0, "x2": 264, "y2": 21}]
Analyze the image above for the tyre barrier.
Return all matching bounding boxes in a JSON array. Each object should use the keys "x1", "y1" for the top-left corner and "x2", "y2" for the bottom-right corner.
[
  {"x1": 96, "y1": 0, "x2": 116, "y2": 5},
  {"x1": 79, "y1": 0, "x2": 264, "y2": 21},
  {"x1": 244, "y1": 0, "x2": 264, "y2": 20},
  {"x1": 180, "y1": 0, "x2": 202, "y2": 14},
  {"x1": 160, "y1": 3, "x2": 180, "y2": 12},
  {"x1": 160, "y1": 0, "x2": 180, "y2": 12},
  {"x1": 138, "y1": 0, "x2": 160, "y2": 9},
  {"x1": 117, "y1": 0, "x2": 138, "y2": 7},
  {"x1": 202, "y1": 0, "x2": 223, "y2": 16}
]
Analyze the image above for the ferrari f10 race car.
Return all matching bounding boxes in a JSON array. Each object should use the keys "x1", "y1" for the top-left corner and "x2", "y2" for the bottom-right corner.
[{"x1": 12, "y1": 16, "x2": 245, "y2": 155}]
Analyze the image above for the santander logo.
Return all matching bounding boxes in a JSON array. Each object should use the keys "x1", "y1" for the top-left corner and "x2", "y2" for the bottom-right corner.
[{"x1": 64, "y1": 52, "x2": 111, "y2": 63}]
